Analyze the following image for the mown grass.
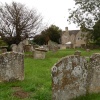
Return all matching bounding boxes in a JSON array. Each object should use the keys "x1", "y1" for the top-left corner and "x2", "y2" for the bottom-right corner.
[{"x1": 0, "y1": 48, "x2": 100, "y2": 100}]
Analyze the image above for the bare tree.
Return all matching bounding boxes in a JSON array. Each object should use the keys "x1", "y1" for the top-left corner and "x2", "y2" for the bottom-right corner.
[{"x1": 0, "y1": 2, "x2": 43, "y2": 45}]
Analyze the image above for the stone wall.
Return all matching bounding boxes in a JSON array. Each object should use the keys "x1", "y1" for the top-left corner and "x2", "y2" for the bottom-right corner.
[
  {"x1": 51, "y1": 53, "x2": 100, "y2": 100},
  {"x1": 0, "y1": 52, "x2": 24, "y2": 82}
]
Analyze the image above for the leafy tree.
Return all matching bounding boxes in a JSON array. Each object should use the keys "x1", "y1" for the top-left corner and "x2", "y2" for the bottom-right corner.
[
  {"x1": 68, "y1": 0, "x2": 100, "y2": 45},
  {"x1": 68, "y1": 0, "x2": 100, "y2": 28},
  {"x1": 0, "y1": 2, "x2": 42, "y2": 46},
  {"x1": 33, "y1": 34, "x2": 45, "y2": 45},
  {"x1": 33, "y1": 25, "x2": 62, "y2": 45},
  {"x1": 92, "y1": 20, "x2": 100, "y2": 44}
]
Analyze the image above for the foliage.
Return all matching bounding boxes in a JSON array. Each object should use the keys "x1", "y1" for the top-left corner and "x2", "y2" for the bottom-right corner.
[
  {"x1": 68, "y1": 0, "x2": 100, "y2": 45},
  {"x1": 92, "y1": 20, "x2": 100, "y2": 44},
  {"x1": 33, "y1": 25, "x2": 62, "y2": 45},
  {"x1": 0, "y1": 2, "x2": 42, "y2": 46},
  {"x1": 68, "y1": 0, "x2": 100, "y2": 28}
]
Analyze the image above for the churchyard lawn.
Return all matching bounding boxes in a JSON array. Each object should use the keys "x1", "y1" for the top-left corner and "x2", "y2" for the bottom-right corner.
[{"x1": 0, "y1": 48, "x2": 100, "y2": 100}]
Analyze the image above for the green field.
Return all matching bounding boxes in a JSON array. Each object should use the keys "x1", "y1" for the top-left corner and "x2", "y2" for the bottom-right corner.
[{"x1": 0, "y1": 49, "x2": 100, "y2": 100}]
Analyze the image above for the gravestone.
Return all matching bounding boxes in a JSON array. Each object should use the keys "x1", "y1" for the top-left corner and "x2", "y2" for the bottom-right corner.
[
  {"x1": 48, "y1": 40, "x2": 59, "y2": 52},
  {"x1": 51, "y1": 53, "x2": 100, "y2": 100},
  {"x1": 22, "y1": 38, "x2": 29, "y2": 45},
  {"x1": 17, "y1": 42, "x2": 24, "y2": 53},
  {"x1": 33, "y1": 48, "x2": 47, "y2": 59},
  {"x1": 24, "y1": 45, "x2": 34, "y2": 52},
  {"x1": 1, "y1": 48, "x2": 7, "y2": 53},
  {"x1": 51, "y1": 55, "x2": 88, "y2": 100},
  {"x1": 0, "y1": 52, "x2": 24, "y2": 82},
  {"x1": 88, "y1": 53, "x2": 100, "y2": 93},
  {"x1": 60, "y1": 44, "x2": 66, "y2": 50},
  {"x1": 11, "y1": 44, "x2": 18, "y2": 52}
]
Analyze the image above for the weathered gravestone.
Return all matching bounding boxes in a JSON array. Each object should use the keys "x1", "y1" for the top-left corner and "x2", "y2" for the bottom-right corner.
[
  {"x1": 11, "y1": 44, "x2": 18, "y2": 52},
  {"x1": 0, "y1": 52, "x2": 24, "y2": 82},
  {"x1": 33, "y1": 48, "x2": 47, "y2": 59},
  {"x1": 51, "y1": 55, "x2": 88, "y2": 100},
  {"x1": 11, "y1": 42, "x2": 24, "y2": 53},
  {"x1": 48, "y1": 40, "x2": 59, "y2": 52},
  {"x1": 22, "y1": 38, "x2": 29, "y2": 45},
  {"x1": 1, "y1": 48, "x2": 7, "y2": 53},
  {"x1": 88, "y1": 53, "x2": 100, "y2": 93},
  {"x1": 17, "y1": 42, "x2": 24, "y2": 53},
  {"x1": 24, "y1": 45, "x2": 34, "y2": 52},
  {"x1": 51, "y1": 53, "x2": 100, "y2": 100}
]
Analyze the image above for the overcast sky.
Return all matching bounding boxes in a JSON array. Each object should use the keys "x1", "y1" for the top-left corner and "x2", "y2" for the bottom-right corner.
[{"x1": 0, "y1": 0, "x2": 80, "y2": 31}]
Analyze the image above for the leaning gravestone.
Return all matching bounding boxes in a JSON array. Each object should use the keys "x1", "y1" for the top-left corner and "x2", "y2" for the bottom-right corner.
[
  {"x1": 0, "y1": 52, "x2": 24, "y2": 82},
  {"x1": 51, "y1": 55, "x2": 88, "y2": 100}
]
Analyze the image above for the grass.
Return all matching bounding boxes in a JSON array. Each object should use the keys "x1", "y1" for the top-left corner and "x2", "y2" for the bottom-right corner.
[{"x1": 0, "y1": 48, "x2": 100, "y2": 100}]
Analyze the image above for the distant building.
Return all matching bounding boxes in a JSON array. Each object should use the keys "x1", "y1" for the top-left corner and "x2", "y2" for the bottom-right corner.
[{"x1": 61, "y1": 27, "x2": 87, "y2": 48}]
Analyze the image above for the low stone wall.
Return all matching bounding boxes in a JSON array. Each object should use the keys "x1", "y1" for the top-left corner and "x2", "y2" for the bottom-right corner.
[
  {"x1": 0, "y1": 52, "x2": 24, "y2": 82},
  {"x1": 51, "y1": 53, "x2": 100, "y2": 100}
]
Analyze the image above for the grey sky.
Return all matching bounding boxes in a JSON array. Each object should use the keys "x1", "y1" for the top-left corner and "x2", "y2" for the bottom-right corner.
[{"x1": 1, "y1": 0, "x2": 79, "y2": 31}]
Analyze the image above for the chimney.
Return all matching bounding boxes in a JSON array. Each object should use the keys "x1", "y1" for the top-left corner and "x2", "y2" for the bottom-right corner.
[{"x1": 65, "y1": 27, "x2": 68, "y2": 32}]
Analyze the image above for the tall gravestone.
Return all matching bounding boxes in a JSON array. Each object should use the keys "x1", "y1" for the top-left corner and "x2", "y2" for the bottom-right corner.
[
  {"x1": 51, "y1": 55, "x2": 88, "y2": 100},
  {"x1": 48, "y1": 40, "x2": 59, "y2": 52},
  {"x1": 51, "y1": 53, "x2": 100, "y2": 100},
  {"x1": 17, "y1": 42, "x2": 24, "y2": 53},
  {"x1": 22, "y1": 38, "x2": 29, "y2": 45},
  {"x1": 88, "y1": 53, "x2": 100, "y2": 93},
  {"x1": 0, "y1": 52, "x2": 24, "y2": 82},
  {"x1": 11, "y1": 44, "x2": 18, "y2": 52}
]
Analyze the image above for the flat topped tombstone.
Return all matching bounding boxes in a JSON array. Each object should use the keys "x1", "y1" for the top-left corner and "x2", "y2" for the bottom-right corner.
[
  {"x1": 51, "y1": 55, "x2": 88, "y2": 100},
  {"x1": 33, "y1": 48, "x2": 47, "y2": 59},
  {"x1": 0, "y1": 52, "x2": 24, "y2": 82}
]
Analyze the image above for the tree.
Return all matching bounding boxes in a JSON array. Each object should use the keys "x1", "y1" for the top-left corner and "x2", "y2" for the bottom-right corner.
[
  {"x1": 92, "y1": 20, "x2": 100, "y2": 44},
  {"x1": 68, "y1": 0, "x2": 100, "y2": 45},
  {"x1": 0, "y1": 2, "x2": 42, "y2": 46},
  {"x1": 33, "y1": 25, "x2": 62, "y2": 45},
  {"x1": 33, "y1": 34, "x2": 45, "y2": 45},
  {"x1": 68, "y1": 0, "x2": 100, "y2": 29}
]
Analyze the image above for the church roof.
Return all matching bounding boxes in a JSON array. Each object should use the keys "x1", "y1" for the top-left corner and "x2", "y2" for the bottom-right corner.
[{"x1": 69, "y1": 30, "x2": 80, "y2": 36}]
